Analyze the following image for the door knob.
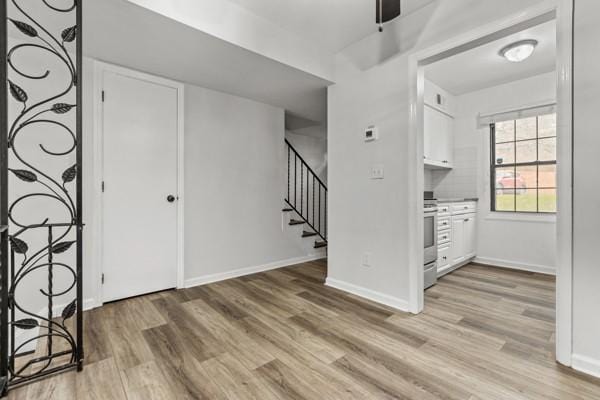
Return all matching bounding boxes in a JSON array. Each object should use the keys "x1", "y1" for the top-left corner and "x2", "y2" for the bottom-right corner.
[{"x1": 167, "y1": 195, "x2": 176, "y2": 203}]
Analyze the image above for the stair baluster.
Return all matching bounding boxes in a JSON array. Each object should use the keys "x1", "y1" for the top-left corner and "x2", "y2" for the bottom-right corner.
[{"x1": 284, "y1": 140, "x2": 327, "y2": 249}]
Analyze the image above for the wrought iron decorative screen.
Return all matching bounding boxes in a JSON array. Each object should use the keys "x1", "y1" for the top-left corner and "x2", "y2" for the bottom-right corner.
[{"x1": 0, "y1": 0, "x2": 83, "y2": 393}]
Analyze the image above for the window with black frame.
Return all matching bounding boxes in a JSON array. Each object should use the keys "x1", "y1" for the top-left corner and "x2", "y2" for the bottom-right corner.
[{"x1": 490, "y1": 113, "x2": 556, "y2": 213}]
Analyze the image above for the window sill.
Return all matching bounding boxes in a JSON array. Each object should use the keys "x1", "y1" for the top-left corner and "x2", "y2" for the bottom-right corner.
[{"x1": 485, "y1": 212, "x2": 556, "y2": 224}]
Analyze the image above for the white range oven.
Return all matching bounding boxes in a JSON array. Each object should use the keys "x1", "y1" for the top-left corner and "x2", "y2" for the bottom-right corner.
[{"x1": 424, "y1": 199, "x2": 438, "y2": 289}]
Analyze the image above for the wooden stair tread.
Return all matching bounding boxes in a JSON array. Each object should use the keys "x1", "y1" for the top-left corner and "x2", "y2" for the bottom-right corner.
[
  {"x1": 282, "y1": 208, "x2": 293, "y2": 212},
  {"x1": 314, "y1": 241, "x2": 327, "y2": 249},
  {"x1": 289, "y1": 219, "x2": 305, "y2": 226},
  {"x1": 302, "y1": 231, "x2": 317, "y2": 237}
]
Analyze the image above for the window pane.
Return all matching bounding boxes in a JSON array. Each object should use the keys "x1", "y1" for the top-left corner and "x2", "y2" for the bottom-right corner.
[
  {"x1": 495, "y1": 166, "x2": 516, "y2": 190},
  {"x1": 495, "y1": 142, "x2": 514, "y2": 165},
  {"x1": 516, "y1": 117, "x2": 537, "y2": 140},
  {"x1": 538, "y1": 189, "x2": 557, "y2": 213},
  {"x1": 495, "y1": 121, "x2": 514, "y2": 143},
  {"x1": 495, "y1": 190, "x2": 515, "y2": 211},
  {"x1": 538, "y1": 137, "x2": 556, "y2": 162},
  {"x1": 516, "y1": 139, "x2": 537, "y2": 163},
  {"x1": 538, "y1": 164, "x2": 557, "y2": 188},
  {"x1": 515, "y1": 165, "x2": 536, "y2": 192},
  {"x1": 539, "y1": 114, "x2": 556, "y2": 138},
  {"x1": 516, "y1": 190, "x2": 538, "y2": 212}
]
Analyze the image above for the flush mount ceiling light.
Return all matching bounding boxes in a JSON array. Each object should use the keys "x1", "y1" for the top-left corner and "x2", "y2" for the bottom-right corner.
[
  {"x1": 499, "y1": 39, "x2": 539, "y2": 62},
  {"x1": 376, "y1": 0, "x2": 401, "y2": 32}
]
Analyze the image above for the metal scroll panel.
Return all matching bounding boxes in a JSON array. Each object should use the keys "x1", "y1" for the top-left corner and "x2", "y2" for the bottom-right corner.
[{"x1": 1, "y1": 0, "x2": 83, "y2": 392}]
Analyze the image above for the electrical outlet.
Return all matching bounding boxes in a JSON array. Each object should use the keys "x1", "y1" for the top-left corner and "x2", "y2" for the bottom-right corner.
[
  {"x1": 370, "y1": 164, "x2": 384, "y2": 179},
  {"x1": 362, "y1": 252, "x2": 372, "y2": 267}
]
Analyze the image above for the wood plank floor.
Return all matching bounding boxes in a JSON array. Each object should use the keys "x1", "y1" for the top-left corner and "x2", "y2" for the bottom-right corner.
[{"x1": 8, "y1": 260, "x2": 600, "y2": 399}]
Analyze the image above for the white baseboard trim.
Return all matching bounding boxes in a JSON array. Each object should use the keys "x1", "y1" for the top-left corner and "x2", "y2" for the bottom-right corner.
[
  {"x1": 47, "y1": 298, "x2": 100, "y2": 315},
  {"x1": 473, "y1": 256, "x2": 555, "y2": 276},
  {"x1": 184, "y1": 254, "x2": 326, "y2": 289},
  {"x1": 325, "y1": 278, "x2": 409, "y2": 312},
  {"x1": 572, "y1": 354, "x2": 600, "y2": 379},
  {"x1": 83, "y1": 298, "x2": 100, "y2": 311}
]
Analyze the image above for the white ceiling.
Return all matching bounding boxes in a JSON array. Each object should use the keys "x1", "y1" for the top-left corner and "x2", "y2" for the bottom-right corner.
[
  {"x1": 7, "y1": 0, "x2": 332, "y2": 123},
  {"x1": 425, "y1": 20, "x2": 556, "y2": 95},
  {"x1": 226, "y1": 0, "x2": 435, "y2": 53}
]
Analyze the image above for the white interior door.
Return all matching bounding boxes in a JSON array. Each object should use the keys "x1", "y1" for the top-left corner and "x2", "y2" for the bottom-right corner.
[{"x1": 102, "y1": 70, "x2": 179, "y2": 302}]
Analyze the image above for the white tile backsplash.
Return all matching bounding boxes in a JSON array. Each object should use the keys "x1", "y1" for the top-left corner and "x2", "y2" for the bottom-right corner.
[
  {"x1": 424, "y1": 169, "x2": 433, "y2": 191},
  {"x1": 431, "y1": 145, "x2": 478, "y2": 198}
]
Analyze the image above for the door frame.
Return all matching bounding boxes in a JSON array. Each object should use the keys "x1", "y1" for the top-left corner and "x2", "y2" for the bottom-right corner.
[
  {"x1": 92, "y1": 61, "x2": 185, "y2": 304},
  {"x1": 406, "y1": 0, "x2": 573, "y2": 366}
]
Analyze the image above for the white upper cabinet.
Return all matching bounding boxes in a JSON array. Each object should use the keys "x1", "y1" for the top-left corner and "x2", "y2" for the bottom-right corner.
[
  {"x1": 424, "y1": 105, "x2": 453, "y2": 167},
  {"x1": 424, "y1": 80, "x2": 454, "y2": 169}
]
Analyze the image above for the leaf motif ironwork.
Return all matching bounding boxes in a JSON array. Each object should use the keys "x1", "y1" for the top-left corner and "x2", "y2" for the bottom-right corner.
[
  {"x1": 8, "y1": 237, "x2": 28, "y2": 255},
  {"x1": 61, "y1": 165, "x2": 77, "y2": 183},
  {"x1": 12, "y1": 319, "x2": 38, "y2": 330},
  {"x1": 8, "y1": 169, "x2": 37, "y2": 182},
  {"x1": 51, "y1": 103, "x2": 74, "y2": 114},
  {"x1": 61, "y1": 26, "x2": 76, "y2": 43},
  {"x1": 8, "y1": 19, "x2": 37, "y2": 37},
  {"x1": 8, "y1": 80, "x2": 27, "y2": 103},
  {"x1": 61, "y1": 300, "x2": 77, "y2": 321},
  {"x1": 5, "y1": 0, "x2": 81, "y2": 385},
  {"x1": 51, "y1": 241, "x2": 75, "y2": 254}
]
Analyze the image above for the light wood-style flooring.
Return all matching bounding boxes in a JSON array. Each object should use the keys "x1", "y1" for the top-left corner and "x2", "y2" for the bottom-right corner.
[{"x1": 8, "y1": 260, "x2": 600, "y2": 399}]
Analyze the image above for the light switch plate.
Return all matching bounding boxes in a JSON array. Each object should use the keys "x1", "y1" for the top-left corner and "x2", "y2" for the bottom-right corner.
[
  {"x1": 362, "y1": 252, "x2": 372, "y2": 267},
  {"x1": 371, "y1": 164, "x2": 384, "y2": 179},
  {"x1": 365, "y1": 125, "x2": 378, "y2": 142}
]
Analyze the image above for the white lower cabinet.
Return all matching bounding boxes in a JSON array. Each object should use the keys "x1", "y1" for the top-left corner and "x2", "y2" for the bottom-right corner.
[
  {"x1": 437, "y1": 202, "x2": 477, "y2": 277},
  {"x1": 464, "y1": 215, "x2": 477, "y2": 259},
  {"x1": 451, "y1": 216, "x2": 466, "y2": 265},
  {"x1": 437, "y1": 244, "x2": 452, "y2": 274},
  {"x1": 452, "y1": 213, "x2": 476, "y2": 264}
]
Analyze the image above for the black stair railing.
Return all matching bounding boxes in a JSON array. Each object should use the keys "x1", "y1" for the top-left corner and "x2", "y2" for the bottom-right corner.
[{"x1": 285, "y1": 139, "x2": 327, "y2": 243}]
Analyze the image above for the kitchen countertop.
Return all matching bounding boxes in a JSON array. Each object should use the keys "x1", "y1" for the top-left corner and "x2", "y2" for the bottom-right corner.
[{"x1": 437, "y1": 198, "x2": 478, "y2": 203}]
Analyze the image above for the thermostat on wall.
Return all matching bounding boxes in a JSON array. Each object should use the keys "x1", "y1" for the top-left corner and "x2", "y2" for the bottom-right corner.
[{"x1": 365, "y1": 125, "x2": 378, "y2": 142}]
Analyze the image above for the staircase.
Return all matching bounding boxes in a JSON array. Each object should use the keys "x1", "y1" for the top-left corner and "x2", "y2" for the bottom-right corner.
[{"x1": 284, "y1": 139, "x2": 327, "y2": 249}]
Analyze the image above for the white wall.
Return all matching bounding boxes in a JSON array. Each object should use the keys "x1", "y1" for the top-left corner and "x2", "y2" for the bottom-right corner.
[
  {"x1": 431, "y1": 72, "x2": 557, "y2": 273},
  {"x1": 328, "y1": 58, "x2": 411, "y2": 309},
  {"x1": 184, "y1": 86, "x2": 319, "y2": 283},
  {"x1": 328, "y1": 0, "x2": 552, "y2": 310},
  {"x1": 7, "y1": 34, "x2": 318, "y2": 319},
  {"x1": 572, "y1": 0, "x2": 600, "y2": 377}
]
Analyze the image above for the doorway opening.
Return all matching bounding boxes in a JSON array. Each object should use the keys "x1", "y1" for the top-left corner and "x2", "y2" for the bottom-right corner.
[{"x1": 409, "y1": 2, "x2": 573, "y2": 367}]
